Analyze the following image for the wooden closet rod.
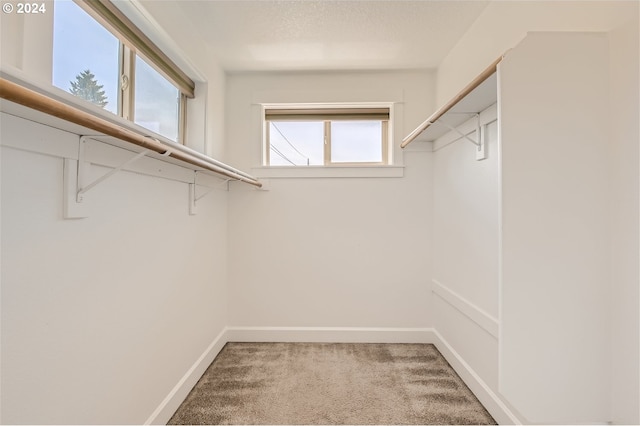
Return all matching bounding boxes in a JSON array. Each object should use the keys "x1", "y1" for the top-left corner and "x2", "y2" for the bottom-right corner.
[
  {"x1": 0, "y1": 77, "x2": 262, "y2": 188},
  {"x1": 400, "y1": 55, "x2": 503, "y2": 149}
]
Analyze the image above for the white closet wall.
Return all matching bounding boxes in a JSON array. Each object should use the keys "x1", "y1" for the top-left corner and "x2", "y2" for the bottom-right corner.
[
  {"x1": 225, "y1": 71, "x2": 435, "y2": 330},
  {"x1": 0, "y1": 4, "x2": 234, "y2": 422},
  {"x1": 432, "y1": 112, "x2": 500, "y2": 388},
  {"x1": 499, "y1": 32, "x2": 611, "y2": 423},
  {"x1": 0, "y1": 115, "x2": 230, "y2": 424},
  {"x1": 430, "y1": 26, "x2": 638, "y2": 424},
  {"x1": 608, "y1": 17, "x2": 640, "y2": 424}
]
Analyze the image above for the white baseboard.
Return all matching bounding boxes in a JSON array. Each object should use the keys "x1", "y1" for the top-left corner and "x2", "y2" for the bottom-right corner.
[
  {"x1": 225, "y1": 326, "x2": 436, "y2": 343},
  {"x1": 432, "y1": 329, "x2": 522, "y2": 425},
  {"x1": 148, "y1": 326, "x2": 521, "y2": 425},
  {"x1": 144, "y1": 329, "x2": 228, "y2": 425}
]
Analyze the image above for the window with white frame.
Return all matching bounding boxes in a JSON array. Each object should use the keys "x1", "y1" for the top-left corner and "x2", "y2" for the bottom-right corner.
[
  {"x1": 52, "y1": 0, "x2": 192, "y2": 143},
  {"x1": 263, "y1": 105, "x2": 391, "y2": 166}
]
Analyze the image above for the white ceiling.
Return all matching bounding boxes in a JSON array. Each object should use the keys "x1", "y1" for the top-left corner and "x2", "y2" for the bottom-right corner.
[{"x1": 139, "y1": 0, "x2": 489, "y2": 72}]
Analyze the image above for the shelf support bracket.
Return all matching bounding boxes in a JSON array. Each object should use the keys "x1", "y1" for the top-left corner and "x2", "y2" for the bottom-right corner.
[
  {"x1": 433, "y1": 114, "x2": 487, "y2": 161},
  {"x1": 189, "y1": 171, "x2": 236, "y2": 215},
  {"x1": 434, "y1": 115, "x2": 480, "y2": 146},
  {"x1": 64, "y1": 136, "x2": 150, "y2": 219},
  {"x1": 76, "y1": 136, "x2": 150, "y2": 201}
]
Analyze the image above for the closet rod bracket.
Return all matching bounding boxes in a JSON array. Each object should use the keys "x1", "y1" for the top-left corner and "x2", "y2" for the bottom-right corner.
[
  {"x1": 76, "y1": 136, "x2": 150, "y2": 202},
  {"x1": 189, "y1": 171, "x2": 237, "y2": 215},
  {"x1": 434, "y1": 114, "x2": 487, "y2": 161},
  {"x1": 64, "y1": 135, "x2": 150, "y2": 219},
  {"x1": 434, "y1": 114, "x2": 480, "y2": 147}
]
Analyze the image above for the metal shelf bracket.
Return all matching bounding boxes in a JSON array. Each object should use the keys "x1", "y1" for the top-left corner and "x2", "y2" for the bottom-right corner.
[
  {"x1": 189, "y1": 171, "x2": 236, "y2": 215},
  {"x1": 64, "y1": 136, "x2": 150, "y2": 219},
  {"x1": 76, "y1": 137, "x2": 151, "y2": 202},
  {"x1": 433, "y1": 113, "x2": 487, "y2": 161}
]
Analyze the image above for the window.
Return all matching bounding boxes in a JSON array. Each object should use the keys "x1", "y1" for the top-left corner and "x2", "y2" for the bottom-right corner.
[
  {"x1": 134, "y1": 55, "x2": 181, "y2": 141},
  {"x1": 264, "y1": 106, "x2": 391, "y2": 166},
  {"x1": 52, "y1": 0, "x2": 193, "y2": 143},
  {"x1": 52, "y1": 0, "x2": 120, "y2": 115}
]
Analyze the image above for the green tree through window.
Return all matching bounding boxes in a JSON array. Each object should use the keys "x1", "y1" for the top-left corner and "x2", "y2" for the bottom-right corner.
[{"x1": 69, "y1": 69, "x2": 108, "y2": 108}]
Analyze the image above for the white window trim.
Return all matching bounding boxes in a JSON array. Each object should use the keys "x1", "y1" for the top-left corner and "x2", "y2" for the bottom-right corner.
[
  {"x1": 260, "y1": 102, "x2": 399, "y2": 177},
  {"x1": 251, "y1": 165, "x2": 404, "y2": 179},
  {"x1": 76, "y1": 0, "x2": 195, "y2": 97}
]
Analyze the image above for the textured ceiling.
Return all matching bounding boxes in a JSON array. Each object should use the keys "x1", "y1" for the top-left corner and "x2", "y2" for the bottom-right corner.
[{"x1": 139, "y1": 0, "x2": 489, "y2": 72}]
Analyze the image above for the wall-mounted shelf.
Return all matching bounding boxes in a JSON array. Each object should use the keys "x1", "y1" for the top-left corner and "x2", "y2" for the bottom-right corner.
[
  {"x1": 0, "y1": 73, "x2": 261, "y2": 188},
  {"x1": 401, "y1": 55, "x2": 503, "y2": 160},
  {"x1": 1, "y1": 69, "x2": 264, "y2": 218}
]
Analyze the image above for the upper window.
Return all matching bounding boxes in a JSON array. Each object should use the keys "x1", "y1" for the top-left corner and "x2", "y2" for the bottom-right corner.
[
  {"x1": 52, "y1": 0, "x2": 120, "y2": 115},
  {"x1": 264, "y1": 106, "x2": 391, "y2": 166},
  {"x1": 134, "y1": 55, "x2": 180, "y2": 142},
  {"x1": 52, "y1": 0, "x2": 193, "y2": 143}
]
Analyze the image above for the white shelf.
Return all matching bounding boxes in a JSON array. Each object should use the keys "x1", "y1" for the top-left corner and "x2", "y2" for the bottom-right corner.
[
  {"x1": 410, "y1": 73, "x2": 497, "y2": 143},
  {"x1": 401, "y1": 55, "x2": 503, "y2": 148},
  {"x1": 0, "y1": 67, "x2": 261, "y2": 188}
]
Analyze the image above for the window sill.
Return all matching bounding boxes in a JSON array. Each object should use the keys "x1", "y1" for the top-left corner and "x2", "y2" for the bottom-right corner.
[{"x1": 251, "y1": 165, "x2": 404, "y2": 179}]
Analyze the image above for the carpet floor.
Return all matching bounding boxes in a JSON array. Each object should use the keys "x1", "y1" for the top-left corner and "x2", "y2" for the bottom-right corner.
[{"x1": 168, "y1": 342, "x2": 496, "y2": 425}]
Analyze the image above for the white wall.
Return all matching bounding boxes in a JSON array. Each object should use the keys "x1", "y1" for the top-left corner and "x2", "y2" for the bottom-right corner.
[
  {"x1": 433, "y1": 2, "x2": 639, "y2": 424},
  {"x1": 432, "y1": 115, "x2": 501, "y2": 392},
  {"x1": 0, "y1": 2, "x2": 234, "y2": 423},
  {"x1": 3, "y1": 1, "x2": 637, "y2": 424},
  {"x1": 608, "y1": 16, "x2": 640, "y2": 425},
  {"x1": 436, "y1": 1, "x2": 636, "y2": 106},
  {"x1": 225, "y1": 71, "x2": 435, "y2": 328},
  {"x1": 0, "y1": 115, "x2": 229, "y2": 424},
  {"x1": 499, "y1": 32, "x2": 611, "y2": 424},
  {"x1": 0, "y1": 0, "x2": 53, "y2": 82}
]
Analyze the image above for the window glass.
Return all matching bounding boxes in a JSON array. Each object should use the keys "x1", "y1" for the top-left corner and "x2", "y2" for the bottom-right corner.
[
  {"x1": 134, "y1": 55, "x2": 180, "y2": 142},
  {"x1": 269, "y1": 122, "x2": 324, "y2": 166},
  {"x1": 264, "y1": 107, "x2": 390, "y2": 166},
  {"x1": 53, "y1": 0, "x2": 119, "y2": 114},
  {"x1": 331, "y1": 121, "x2": 382, "y2": 163}
]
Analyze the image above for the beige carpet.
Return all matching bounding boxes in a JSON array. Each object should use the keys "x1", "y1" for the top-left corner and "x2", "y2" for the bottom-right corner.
[{"x1": 169, "y1": 342, "x2": 496, "y2": 425}]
